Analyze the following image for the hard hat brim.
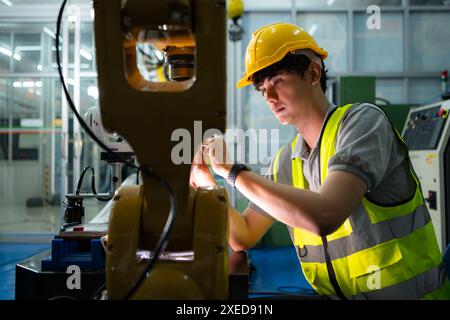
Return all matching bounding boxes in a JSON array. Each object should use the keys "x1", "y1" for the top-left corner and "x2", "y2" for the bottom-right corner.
[
  {"x1": 236, "y1": 75, "x2": 251, "y2": 89},
  {"x1": 236, "y1": 47, "x2": 328, "y2": 89}
]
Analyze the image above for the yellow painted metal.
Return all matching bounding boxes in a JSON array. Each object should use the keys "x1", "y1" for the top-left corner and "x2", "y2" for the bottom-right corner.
[
  {"x1": 106, "y1": 185, "x2": 229, "y2": 299},
  {"x1": 93, "y1": 0, "x2": 228, "y2": 299}
]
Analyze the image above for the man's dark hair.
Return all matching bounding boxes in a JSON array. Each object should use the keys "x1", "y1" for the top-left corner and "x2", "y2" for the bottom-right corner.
[{"x1": 251, "y1": 53, "x2": 328, "y2": 94}]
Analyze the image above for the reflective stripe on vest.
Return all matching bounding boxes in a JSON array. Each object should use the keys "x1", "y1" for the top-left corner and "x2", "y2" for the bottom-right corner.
[{"x1": 272, "y1": 103, "x2": 450, "y2": 299}]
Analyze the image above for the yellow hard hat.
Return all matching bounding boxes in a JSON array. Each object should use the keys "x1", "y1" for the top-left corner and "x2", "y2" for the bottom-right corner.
[{"x1": 236, "y1": 22, "x2": 328, "y2": 89}]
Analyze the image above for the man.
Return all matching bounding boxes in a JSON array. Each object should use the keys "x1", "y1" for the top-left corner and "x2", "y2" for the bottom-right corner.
[{"x1": 190, "y1": 22, "x2": 450, "y2": 299}]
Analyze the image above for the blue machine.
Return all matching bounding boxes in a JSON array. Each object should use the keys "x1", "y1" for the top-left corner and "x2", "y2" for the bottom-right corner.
[{"x1": 41, "y1": 238, "x2": 105, "y2": 271}]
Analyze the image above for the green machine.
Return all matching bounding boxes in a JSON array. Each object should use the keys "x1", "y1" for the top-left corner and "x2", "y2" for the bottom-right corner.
[{"x1": 339, "y1": 76, "x2": 415, "y2": 133}]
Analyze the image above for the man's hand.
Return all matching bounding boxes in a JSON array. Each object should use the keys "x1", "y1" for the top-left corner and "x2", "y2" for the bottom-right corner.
[
  {"x1": 190, "y1": 162, "x2": 218, "y2": 188},
  {"x1": 190, "y1": 143, "x2": 218, "y2": 188},
  {"x1": 204, "y1": 135, "x2": 233, "y2": 178}
]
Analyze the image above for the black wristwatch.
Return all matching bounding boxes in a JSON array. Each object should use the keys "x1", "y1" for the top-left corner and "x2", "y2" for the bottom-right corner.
[{"x1": 226, "y1": 163, "x2": 251, "y2": 188}]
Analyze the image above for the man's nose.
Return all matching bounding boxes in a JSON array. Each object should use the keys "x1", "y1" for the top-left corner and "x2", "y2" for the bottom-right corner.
[{"x1": 265, "y1": 85, "x2": 278, "y2": 103}]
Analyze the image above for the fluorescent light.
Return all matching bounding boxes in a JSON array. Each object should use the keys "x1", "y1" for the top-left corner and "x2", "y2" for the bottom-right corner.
[
  {"x1": 0, "y1": 47, "x2": 20, "y2": 61},
  {"x1": 37, "y1": 64, "x2": 43, "y2": 71},
  {"x1": 16, "y1": 45, "x2": 42, "y2": 52},
  {"x1": 326, "y1": 0, "x2": 335, "y2": 6},
  {"x1": 35, "y1": 81, "x2": 42, "y2": 88},
  {"x1": 13, "y1": 81, "x2": 21, "y2": 88},
  {"x1": 43, "y1": 27, "x2": 56, "y2": 39},
  {"x1": 68, "y1": 15, "x2": 78, "y2": 22},
  {"x1": 0, "y1": 46, "x2": 12, "y2": 57},
  {"x1": 22, "y1": 81, "x2": 35, "y2": 88},
  {"x1": 1, "y1": 0, "x2": 13, "y2": 6},
  {"x1": 87, "y1": 86, "x2": 99, "y2": 99},
  {"x1": 21, "y1": 119, "x2": 43, "y2": 127},
  {"x1": 80, "y1": 48, "x2": 92, "y2": 61}
]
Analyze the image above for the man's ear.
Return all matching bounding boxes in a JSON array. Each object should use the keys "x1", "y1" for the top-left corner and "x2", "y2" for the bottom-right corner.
[{"x1": 310, "y1": 62, "x2": 322, "y2": 86}]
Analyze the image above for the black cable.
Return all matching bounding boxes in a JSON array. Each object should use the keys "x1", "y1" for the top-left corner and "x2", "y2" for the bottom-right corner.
[
  {"x1": 56, "y1": 3, "x2": 122, "y2": 164},
  {"x1": 136, "y1": 168, "x2": 141, "y2": 184},
  {"x1": 121, "y1": 187, "x2": 176, "y2": 300},
  {"x1": 56, "y1": 0, "x2": 177, "y2": 300},
  {"x1": 75, "y1": 165, "x2": 111, "y2": 201},
  {"x1": 76, "y1": 165, "x2": 94, "y2": 195}
]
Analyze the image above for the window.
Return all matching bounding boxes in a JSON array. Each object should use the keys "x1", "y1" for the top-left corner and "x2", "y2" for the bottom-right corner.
[
  {"x1": 376, "y1": 79, "x2": 405, "y2": 104},
  {"x1": 408, "y1": 78, "x2": 442, "y2": 104},
  {"x1": 298, "y1": 13, "x2": 348, "y2": 73},
  {"x1": 13, "y1": 33, "x2": 41, "y2": 73},
  {"x1": 354, "y1": 13, "x2": 403, "y2": 72},
  {"x1": 409, "y1": 12, "x2": 450, "y2": 72},
  {"x1": 0, "y1": 34, "x2": 11, "y2": 73}
]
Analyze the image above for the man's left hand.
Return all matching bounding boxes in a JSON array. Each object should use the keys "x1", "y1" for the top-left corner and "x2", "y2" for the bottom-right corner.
[{"x1": 204, "y1": 135, "x2": 233, "y2": 179}]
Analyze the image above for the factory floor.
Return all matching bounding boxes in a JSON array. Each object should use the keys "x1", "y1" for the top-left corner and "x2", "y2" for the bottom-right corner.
[
  {"x1": 0, "y1": 200, "x2": 105, "y2": 234},
  {"x1": 0, "y1": 200, "x2": 317, "y2": 300},
  {"x1": 0, "y1": 242, "x2": 50, "y2": 300},
  {"x1": 0, "y1": 200, "x2": 107, "y2": 300}
]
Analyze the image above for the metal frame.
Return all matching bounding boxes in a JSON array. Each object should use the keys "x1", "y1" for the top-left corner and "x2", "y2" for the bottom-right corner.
[
  {"x1": 235, "y1": 0, "x2": 450, "y2": 106},
  {"x1": 0, "y1": 3, "x2": 97, "y2": 238}
]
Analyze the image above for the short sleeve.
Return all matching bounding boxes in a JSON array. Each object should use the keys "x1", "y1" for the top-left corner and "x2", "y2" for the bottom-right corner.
[{"x1": 327, "y1": 103, "x2": 396, "y2": 191}]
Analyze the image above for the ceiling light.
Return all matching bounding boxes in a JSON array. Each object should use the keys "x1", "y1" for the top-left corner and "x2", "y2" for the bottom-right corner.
[
  {"x1": 22, "y1": 81, "x2": 35, "y2": 88},
  {"x1": 43, "y1": 27, "x2": 56, "y2": 39},
  {"x1": 1, "y1": 0, "x2": 13, "y2": 7},
  {"x1": 80, "y1": 48, "x2": 92, "y2": 61},
  {"x1": 0, "y1": 46, "x2": 12, "y2": 57},
  {"x1": 16, "y1": 46, "x2": 42, "y2": 52}
]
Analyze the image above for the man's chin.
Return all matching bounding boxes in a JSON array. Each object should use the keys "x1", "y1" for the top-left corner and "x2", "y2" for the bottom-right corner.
[{"x1": 276, "y1": 116, "x2": 290, "y2": 125}]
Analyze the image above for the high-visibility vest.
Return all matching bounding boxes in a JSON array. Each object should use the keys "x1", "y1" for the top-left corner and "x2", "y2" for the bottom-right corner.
[{"x1": 272, "y1": 103, "x2": 450, "y2": 299}]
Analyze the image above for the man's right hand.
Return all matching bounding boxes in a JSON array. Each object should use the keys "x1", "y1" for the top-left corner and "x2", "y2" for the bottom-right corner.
[
  {"x1": 190, "y1": 144, "x2": 218, "y2": 188},
  {"x1": 190, "y1": 162, "x2": 218, "y2": 188}
]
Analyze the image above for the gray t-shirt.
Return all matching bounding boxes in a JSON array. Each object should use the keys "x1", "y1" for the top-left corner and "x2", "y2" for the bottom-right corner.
[{"x1": 248, "y1": 102, "x2": 416, "y2": 226}]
